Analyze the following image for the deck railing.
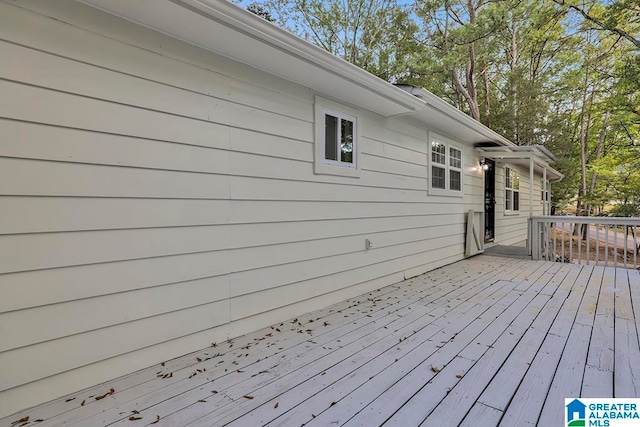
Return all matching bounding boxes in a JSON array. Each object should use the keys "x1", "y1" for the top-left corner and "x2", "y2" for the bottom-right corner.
[{"x1": 529, "y1": 215, "x2": 640, "y2": 269}]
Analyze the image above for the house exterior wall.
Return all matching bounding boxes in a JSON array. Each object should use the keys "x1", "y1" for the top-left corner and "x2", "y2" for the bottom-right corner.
[
  {"x1": 493, "y1": 163, "x2": 545, "y2": 246},
  {"x1": 0, "y1": 0, "x2": 538, "y2": 418}
]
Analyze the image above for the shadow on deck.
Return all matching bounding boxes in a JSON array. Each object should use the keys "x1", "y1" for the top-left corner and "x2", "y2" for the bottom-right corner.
[{"x1": 3, "y1": 255, "x2": 639, "y2": 427}]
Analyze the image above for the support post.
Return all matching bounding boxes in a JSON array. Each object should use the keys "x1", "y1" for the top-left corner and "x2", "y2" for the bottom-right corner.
[
  {"x1": 529, "y1": 157, "x2": 534, "y2": 219},
  {"x1": 543, "y1": 168, "x2": 547, "y2": 215}
]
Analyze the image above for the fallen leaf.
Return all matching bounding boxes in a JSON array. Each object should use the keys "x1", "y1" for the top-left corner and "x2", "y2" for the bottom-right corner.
[
  {"x1": 11, "y1": 416, "x2": 29, "y2": 425},
  {"x1": 456, "y1": 375, "x2": 462, "y2": 379},
  {"x1": 312, "y1": 414, "x2": 316, "y2": 418},
  {"x1": 430, "y1": 366, "x2": 440, "y2": 373},
  {"x1": 243, "y1": 395, "x2": 254, "y2": 400},
  {"x1": 196, "y1": 357, "x2": 202, "y2": 362},
  {"x1": 237, "y1": 370, "x2": 244, "y2": 373},
  {"x1": 132, "y1": 410, "x2": 140, "y2": 414},
  {"x1": 65, "y1": 397, "x2": 76, "y2": 402},
  {"x1": 81, "y1": 400, "x2": 86, "y2": 406},
  {"x1": 161, "y1": 362, "x2": 165, "y2": 367},
  {"x1": 150, "y1": 415, "x2": 161, "y2": 424},
  {"x1": 211, "y1": 390, "x2": 218, "y2": 394},
  {"x1": 129, "y1": 416, "x2": 143, "y2": 421},
  {"x1": 274, "y1": 402, "x2": 279, "y2": 409},
  {"x1": 323, "y1": 322, "x2": 330, "y2": 327},
  {"x1": 198, "y1": 399, "x2": 207, "y2": 403},
  {"x1": 330, "y1": 402, "x2": 336, "y2": 407}
]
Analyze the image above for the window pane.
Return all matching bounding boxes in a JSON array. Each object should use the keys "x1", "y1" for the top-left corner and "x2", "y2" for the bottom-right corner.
[
  {"x1": 505, "y1": 167, "x2": 512, "y2": 189},
  {"x1": 432, "y1": 166, "x2": 446, "y2": 189},
  {"x1": 513, "y1": 191, "x2": 520, "y2": 211},
  {"x1": 325, "y1": 114, "x2": 338, "y2": 161},
  {"x1": 431, "y1": 141, "x2": 445, "y2": 165},
  {"x1": 449, "y1": 148, "x2": 462, "y2": 169},
  {"x1": 506, "y1": 189, "x2": 512, "y2": 210},
  {"x1": 340, "y1": 118, "x2": 354, "y2": 163},
  {"x1": 450, "y1": 170, "x2": 461, "y2": 191},
  {"x1": 512, "y1": 170, "x2": 520, "y2": 190}
]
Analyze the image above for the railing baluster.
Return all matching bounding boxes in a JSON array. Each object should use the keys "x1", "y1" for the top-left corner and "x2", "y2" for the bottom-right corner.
[
  {"x1": 605, "y1": 225, "x2": 609, "y2": 267},
  {"x1": 595, "y1": 225, "x2": 600, "y2": 266},
  {"x1": 562, "y1": 222, "x2": 565, "y2": 262},
  {"x1": 578, "y1": 222, "x2": 582, "y2": 264},
  {"x1": 624, "y1": 225, "x2": 628, "y2": 269},
  {"x1": 614, "y1": 225, "x2": 618, "y2": 267},
  {"x1": 586, "y1": 224, "x2": 590, "y2": 265},
  {"x1": 570, "y1": 222, "x2": 573, "y2": 263},
  {"x1": 553, "y1": 223, "x2": 557, "y2": 262},
  {"x1": 634, "y1": 226, "x2": 638, "y2": 269}
]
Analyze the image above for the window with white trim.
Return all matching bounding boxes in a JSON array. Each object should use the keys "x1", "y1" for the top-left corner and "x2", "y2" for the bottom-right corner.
[
  {"x1": 323, "y1": 108, "x2": 355, "y2": 166},
  {"x1": 505, "y1": 167, "x2": 520, "y2": 211},
  {"x1": 429, "y1": 134, "x2": 463, "y2": 196},
  {"x1": 314, "y1": 97, "x2": 360, "y2": 178},
  {"x1": 541, "y1": 179, "x2": 549, "y2": 202}
]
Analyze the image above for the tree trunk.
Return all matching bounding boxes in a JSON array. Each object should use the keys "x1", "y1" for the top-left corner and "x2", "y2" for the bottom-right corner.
[
  {"x1": 588, "y1": 111, "x2": 610, "y2": 196},
  {"x1": 482, "y1": 62, "x2": 490, "y2": 124}
]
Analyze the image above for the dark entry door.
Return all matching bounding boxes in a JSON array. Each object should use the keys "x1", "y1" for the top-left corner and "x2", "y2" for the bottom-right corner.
[{"x1": 484, "y1": 159, "x2": 496, "y2": 243}]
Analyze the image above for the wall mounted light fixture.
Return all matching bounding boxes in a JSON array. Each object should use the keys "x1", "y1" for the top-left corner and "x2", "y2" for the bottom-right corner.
[{"x1": 479, "y1": 157, "x2": 489, "y2": 171}]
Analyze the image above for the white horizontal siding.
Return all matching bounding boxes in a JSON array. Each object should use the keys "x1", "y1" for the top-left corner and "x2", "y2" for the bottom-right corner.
[
  {"x1": 494, "y1": 163, "x2": 545, "y2": 245},
  {"x1": 0, "y1": 0, "x2": 485, "y2": 418}
]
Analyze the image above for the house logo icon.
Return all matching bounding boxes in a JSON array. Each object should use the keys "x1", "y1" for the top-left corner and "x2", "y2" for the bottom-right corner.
[{"x1": 566, "y1": 399, "x2": 587, "y2": 426}]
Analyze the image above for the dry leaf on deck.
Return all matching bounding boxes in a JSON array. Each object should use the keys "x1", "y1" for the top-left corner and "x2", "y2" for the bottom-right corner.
[{"x1": 11, "y1": 416, "x2": 29, "y2": 425}]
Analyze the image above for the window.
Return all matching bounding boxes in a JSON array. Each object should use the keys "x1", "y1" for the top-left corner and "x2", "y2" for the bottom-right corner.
[
  {"x1": 314, "y1": 97, "x2": 360, "y2": 178},
  {"x1": 541, "y1": 179, "x2": 549, "y2": 202},
  {"x1": 323, "y1": 110, "x2": 355, "y2": 165},
  {"x1": 505, "y1": 167, "x2": 520, "y2": 212},
  {"x1": 429, "y1": 133, "x2": 463, "y2": 196}
]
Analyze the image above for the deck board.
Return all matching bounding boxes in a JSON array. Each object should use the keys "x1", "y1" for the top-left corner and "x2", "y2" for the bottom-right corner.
[{"x1": 2, "y1": 255, "x2": 638, "y2": 427}]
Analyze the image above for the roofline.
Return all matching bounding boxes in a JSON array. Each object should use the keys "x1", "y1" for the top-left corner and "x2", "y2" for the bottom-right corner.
[
  {"x1": 78, "y1": 0, "x2": 557, "y2": 156},
  {"x1": 396, "y1": 85, "x2": 516, "y2": 148}
]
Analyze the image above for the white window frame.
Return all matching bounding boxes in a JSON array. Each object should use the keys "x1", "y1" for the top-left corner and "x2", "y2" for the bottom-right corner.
[
  {"x1": 314, "y1": 96, "x2": 361, "y2": 178},
  {"x1": 505, "y1": 166, "x2": 520, "y2": 214},
  {"x1": 541, "y1": 179, "x2": 549, "y2": 203},
  {"x1": 427, "y1": 132, "x2": 463, "y2": 197}
]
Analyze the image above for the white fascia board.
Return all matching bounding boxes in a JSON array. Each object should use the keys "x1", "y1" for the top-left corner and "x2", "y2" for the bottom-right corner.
[{"x1": 77, "y1": 0, "x2": 424, "y2": 118}]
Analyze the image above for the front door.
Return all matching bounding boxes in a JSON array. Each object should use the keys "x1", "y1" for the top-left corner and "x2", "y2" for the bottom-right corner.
[{"x1": 484, "y1": 159, "x2": 496, "y2": 243}]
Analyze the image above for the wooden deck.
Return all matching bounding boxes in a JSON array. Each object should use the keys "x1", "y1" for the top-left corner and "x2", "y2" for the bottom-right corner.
[{"x1": 3, "y1": 255, "x2": 640, "y2": 427}]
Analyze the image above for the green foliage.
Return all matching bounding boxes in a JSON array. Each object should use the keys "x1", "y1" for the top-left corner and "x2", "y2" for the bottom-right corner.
[
  {"x1": 609, "y1": 203, "x2": 640, "y2": 218},
  {"x1": 246, "y1": 2, "x2": 276, "y2": 22}
]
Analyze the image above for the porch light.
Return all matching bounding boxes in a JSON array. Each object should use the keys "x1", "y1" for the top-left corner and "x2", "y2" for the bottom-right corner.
[{"x1": 479, "y1": 158, "x2": 489, "y2": 171}]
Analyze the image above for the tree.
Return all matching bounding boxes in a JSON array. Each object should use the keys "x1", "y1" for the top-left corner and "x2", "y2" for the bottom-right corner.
[{"x1": 253, "y1": 0, "x2": 421, "y2": 82}]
